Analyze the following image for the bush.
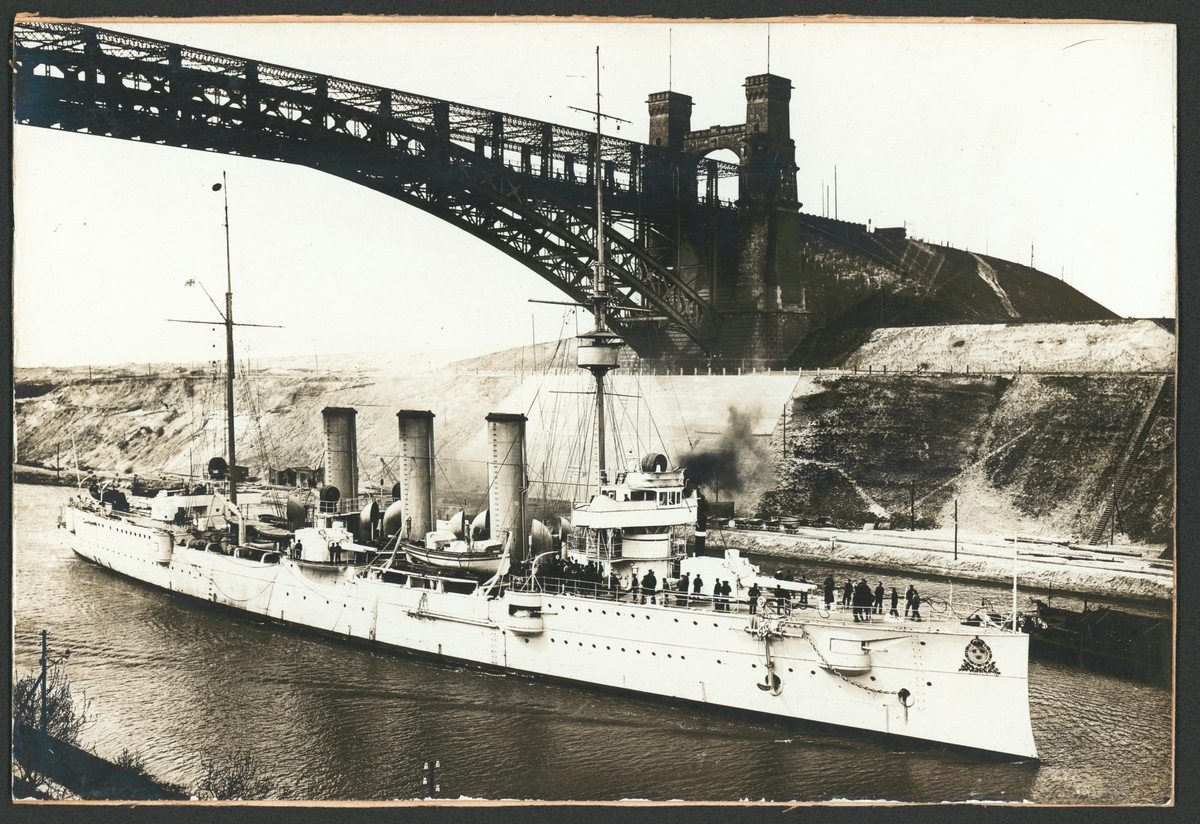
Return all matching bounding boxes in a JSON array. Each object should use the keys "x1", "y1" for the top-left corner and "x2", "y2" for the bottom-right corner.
[
  {"x1": 197, "y1": 751, "x2": 278, "y2": 800},
  {"x1": 115, "y1": 748, "x2": 149, "y2": 777}
]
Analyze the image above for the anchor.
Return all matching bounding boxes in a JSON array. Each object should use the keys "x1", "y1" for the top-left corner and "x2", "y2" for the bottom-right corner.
[{"x1": 755, "y1": 620, "x2": 785, "y2": 696}]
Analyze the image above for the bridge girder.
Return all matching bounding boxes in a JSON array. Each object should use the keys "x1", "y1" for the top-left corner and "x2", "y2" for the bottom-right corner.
[{"x1": 13, "y1": 21, "x2": 728, "y2": 355}]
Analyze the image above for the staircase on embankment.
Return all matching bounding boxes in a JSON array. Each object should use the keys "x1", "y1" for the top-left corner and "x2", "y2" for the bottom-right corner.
[{"x1": 1088, "y1": 375, "x2": 1173, "y2": 545}]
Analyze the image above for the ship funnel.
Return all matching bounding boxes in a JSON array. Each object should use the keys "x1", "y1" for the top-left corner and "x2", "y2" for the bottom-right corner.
[
  {"x1": 322, "y1": 407, "x2": 359, "y2": 510},
  {"x1": 397, "y1": 410, "x2": 436, "y2": 540},
  {"x1": 486, "y1": 412, "x2": 528, "y2": 562}
]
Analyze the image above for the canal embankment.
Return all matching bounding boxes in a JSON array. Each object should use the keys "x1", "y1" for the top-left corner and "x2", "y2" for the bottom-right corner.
[{"x1": 713, "y1": 524, "x2": 1172, "y2": 604}]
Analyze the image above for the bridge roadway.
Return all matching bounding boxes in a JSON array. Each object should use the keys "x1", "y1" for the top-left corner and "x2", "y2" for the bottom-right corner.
[{"x1": 13, "y1": 20, "x2": 735, "y2": 358}]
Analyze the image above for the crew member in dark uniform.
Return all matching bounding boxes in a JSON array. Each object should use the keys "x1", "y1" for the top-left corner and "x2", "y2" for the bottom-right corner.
[
  {"x1": 890, "y1": 587, "x2": 900, "y2": 618},
  {"x1": 824, "y1": 575, "x2": 835, "y2": 606},
  {"x1": 843, "y1": 580, "x2": 854, "y2": 609},
  {"x1": 642, "y1": 570, "x2": 657, "y2": 604},
  {"x1": 911, "y1": 589, "x2": 922, "y2": 621},
  {"x1": 905, "y1": 584, "x2": 916, "y2": 618},
  {"x1": 748, "y1": 582, "x2": 761, "y2": 615},
  {"x1": 874, "y1": 582, "x2": 885, "y2": 615}
]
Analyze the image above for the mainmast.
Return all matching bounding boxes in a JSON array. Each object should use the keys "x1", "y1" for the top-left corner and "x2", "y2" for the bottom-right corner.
[
  {"x1": 220, "y1": 171, "x2": 237, "y2": 506},
  {"x1": 576, "y1": 47, "x2": 623, "y2": 491}
]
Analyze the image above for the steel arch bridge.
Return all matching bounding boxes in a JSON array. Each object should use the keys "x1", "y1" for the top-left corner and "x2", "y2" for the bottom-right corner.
[{"x1": 13, "y1": 21, "x2": 737, "y2": 358}]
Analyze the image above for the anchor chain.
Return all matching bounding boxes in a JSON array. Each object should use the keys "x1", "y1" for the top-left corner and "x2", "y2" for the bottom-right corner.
[{"x1": 795, "y1": 625, "x2": 900, "y2": 697}]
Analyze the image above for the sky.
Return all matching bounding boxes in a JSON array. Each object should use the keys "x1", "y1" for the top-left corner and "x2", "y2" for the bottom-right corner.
[{"x1": 12, "y1": 17, "x2": 1176, "y2": 369}]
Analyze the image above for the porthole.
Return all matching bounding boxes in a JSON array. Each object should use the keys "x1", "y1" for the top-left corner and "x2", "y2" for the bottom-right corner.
[
  {"x1": 927, "y1": 681, "x2": 932, "y2": 686},
  {"x1": 787, "y1": 668, "x2": 793, "y2": 673},
  {"x1": 811, "y1": 670, "x2": 816, "y2": 675},
  {"x1": 920, "y1": 641, "x2": 926, "y2": 646},
  {"x1": 752, "y1": 664, "x2": 757, "y2": 668},
  {"x1": 717, "y1": 659, "x2": 722, "y2": 664},
  {"x1": 870, "y1": 676, "x2": 876, "y2": 681},
  {"x1": 637, "y1": 650, "x2": 641, "y2": 654},
  {"x1": 651, "y1": 652, "x2": 656, "y2": 656},
  {"x1": 621, "y1": 647, "x2": 626, "y2": 652}
]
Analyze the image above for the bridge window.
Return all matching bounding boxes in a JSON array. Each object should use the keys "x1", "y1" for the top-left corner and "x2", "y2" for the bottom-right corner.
[
  {"x1": 32, "y1": 64, "x2": 65, "y2": 79},
  {"x1": 201, "y1": 87, "x2": 231, "y2": 106},
  {"x1": 270, "y1": 100, "x2": 304, "y2": 121},
  {"x1": 123, "y1": 74, "x2": 155, "y2": 92}
]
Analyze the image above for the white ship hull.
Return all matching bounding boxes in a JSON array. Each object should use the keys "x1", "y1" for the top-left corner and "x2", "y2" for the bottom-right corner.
[{"x1": 65, "y1": 504, "x2": 1038, "y2": 760}]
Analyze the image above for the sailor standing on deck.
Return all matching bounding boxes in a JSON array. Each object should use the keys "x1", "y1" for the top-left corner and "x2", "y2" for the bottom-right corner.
[
  {"x1": 843, "y1": 580, "x2": 853, "y2": 609},
  {"x1": 693, "y1": 574, "x2": 704, "y2": 607},
  {"x1": 905, "y1": 584, "x2": 916, "y2": 618},
  {"x1": 824, "y1": 575, "x2": 835, "y2": 606},
  {"x1": 748, "y1": 582, "x2": 761, "y2": 615},
  {"x1": 874, "y1": 582, "x2": 885, "y2": 615},
  {"x1": 642, "y1": 570, "x2": 657, "y2": 604},
  {"x1": 890, "y1": 587, "x2": 900, "y2": 618}
]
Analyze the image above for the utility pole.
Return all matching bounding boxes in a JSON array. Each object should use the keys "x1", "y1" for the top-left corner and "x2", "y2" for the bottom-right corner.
[
  {"x1": 1060, "y1": 266, "x2": 1065, "y2": 320},
  {"x1": 910, "y1": 481, "x2": 915, "y2": 531},
  {"x1": 953, "y1": 498, "x2": 959, "y2": 561},
  {"x1": 40, "y1": 630, "x2": 48, "y2": 733},
  {"x1": 834, "y1": 165, "x2": 838, "y2": 220},
  {"x1": 781, "y1": 401, "x2": 787, "y2": 462}
]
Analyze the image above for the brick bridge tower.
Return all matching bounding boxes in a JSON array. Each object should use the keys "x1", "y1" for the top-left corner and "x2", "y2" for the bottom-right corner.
[{"x1": 650, "y1": 74, "x2": 808, "y2": 364}]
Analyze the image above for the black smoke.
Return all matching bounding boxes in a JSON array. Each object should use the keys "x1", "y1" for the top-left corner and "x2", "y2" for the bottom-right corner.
[{"x1": 683, "y1": 407, "x2": 768, "y2": 494}]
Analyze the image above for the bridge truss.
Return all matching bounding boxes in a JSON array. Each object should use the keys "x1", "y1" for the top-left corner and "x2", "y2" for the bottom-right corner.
[{"x1": 13, "y1": 21, "x2": 734, "y2": 356}]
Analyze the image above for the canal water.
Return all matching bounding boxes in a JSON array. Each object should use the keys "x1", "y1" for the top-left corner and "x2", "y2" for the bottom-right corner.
[{"x1": 12, "y1": 483, "x2": 1172, "y2": 803}]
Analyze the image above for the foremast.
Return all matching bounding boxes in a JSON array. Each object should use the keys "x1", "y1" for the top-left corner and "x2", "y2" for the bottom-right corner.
[{"x1": 577, "y1": 46, "x2": 623, "y2": 491}]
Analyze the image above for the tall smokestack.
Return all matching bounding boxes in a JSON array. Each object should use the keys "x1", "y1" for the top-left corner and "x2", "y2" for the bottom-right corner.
[
  {"x1": 397, "y1": 410, "x2": 436, "y2": 541},
  {"x1": 486, "y1": 412, "x2": 527, "y2": 563},
  {"x1": 322, "y1": 407, "x2": 358, "y2": 509}
]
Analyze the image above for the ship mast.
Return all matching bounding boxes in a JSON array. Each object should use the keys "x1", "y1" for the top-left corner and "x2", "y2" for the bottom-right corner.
[
  {"x1": 575, "y1": 47, "x2": 623, "y2": 491},
  {"x1": 220, "y1": 171, "x2": 237, "y2": 507}
]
